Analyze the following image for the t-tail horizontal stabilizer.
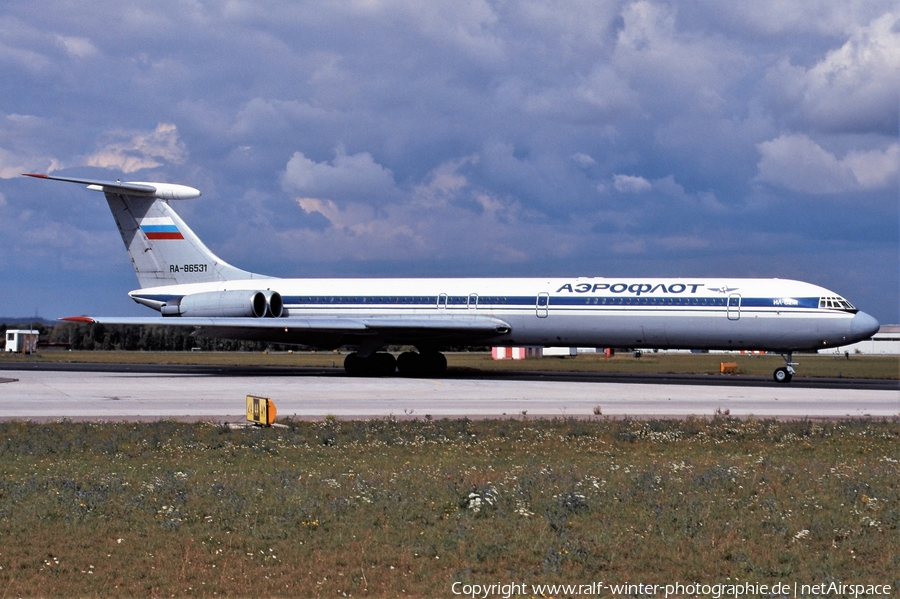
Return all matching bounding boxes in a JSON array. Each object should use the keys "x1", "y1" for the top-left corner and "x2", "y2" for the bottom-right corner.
[
  {"x1": 23, "y1": 173, "x2": 201, "y2": 200},
  {"x1": 25, "y1": 173, "x2": 268, "y2": 288}
]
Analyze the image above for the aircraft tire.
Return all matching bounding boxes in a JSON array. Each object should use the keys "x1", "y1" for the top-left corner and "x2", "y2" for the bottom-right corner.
[
  {"x1": 396, "y1": 351, "x2": 422, "y2": 376},
  {"x1": 371, "y1": 352, "x2": 397, "y2": 376},
  {"x1": 345, "y1": 352, "x2": 396, "y2": 376},
  {"x1": 773, "y1": 367, "x2": 793, "y2": 383},
  {"x1": 421, "y1": 351, "x2": 447, "y2": 376},
  {"x1": 397, "y1": 351, "x2": 447, "y2": 377},
  {"x1": 344, "y1": 352, "x2": 368, "y2": 376}
]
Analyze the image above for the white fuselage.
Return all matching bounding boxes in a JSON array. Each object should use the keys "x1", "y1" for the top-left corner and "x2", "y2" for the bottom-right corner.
[{"x1": 130, "y1": 276, "x2": 878, "y2": 352}]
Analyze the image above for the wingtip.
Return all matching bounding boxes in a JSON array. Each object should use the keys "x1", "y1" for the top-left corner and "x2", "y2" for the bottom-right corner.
[
  {"x1": 23, "y1": 173, "x2": 49, "y2": 178},
  {"x1": 59, "y1": 316, "x2": 96, "y2": 323}
]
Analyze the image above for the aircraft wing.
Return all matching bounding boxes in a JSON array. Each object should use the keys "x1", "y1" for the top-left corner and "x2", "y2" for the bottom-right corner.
[{"x1": 61, "y1": 314, "x2": 512, "y2": 337}]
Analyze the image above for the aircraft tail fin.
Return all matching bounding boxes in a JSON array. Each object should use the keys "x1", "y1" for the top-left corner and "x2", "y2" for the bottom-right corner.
[{"x1": 25, "y1": 174, "x2": 266, "y2": 288}]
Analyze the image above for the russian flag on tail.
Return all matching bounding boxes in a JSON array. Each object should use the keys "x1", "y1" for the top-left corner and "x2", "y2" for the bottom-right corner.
[{"x1": 140, "y1": 217, "x2": 184, "y2": 240}]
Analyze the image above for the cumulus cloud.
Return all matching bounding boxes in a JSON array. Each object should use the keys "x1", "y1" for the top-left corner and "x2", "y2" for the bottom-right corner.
[
  {"x1": 280, "y1": 154, "x2": 551, "y2": 263},
  {"x1": 85, "y1": 123, "x2": 187, "y2": 173},
  {"x1": 523, "y1": 64, "x2": 636, "y2": 119},
  {"x1": 393, "y1": 1, "x2": 505, "y2": 64},
  {"x1": 613, "y1": 0, "x2": 731, "y2": 101},
  {"x1": 281, "y1": 148, "x2": 397, "y2": 203},
  {"x1": 0, "y1": 113, "x2": 60, "y2": 178},
  {"x1": 412, "y1": 156, "x2": 475, "y2": 209},
  {"x1": 841, "y1": 144, "x2": 900, "y2": 190},
  {"x1": 296, "y1": 197, "x2": 340, "y2": 223},
  {"x1": 684, "y1": 0, "x2": 895, "y2": 38},
  {"x1": 755, "y1": 134, "x2": 900, "y2": 194},
  {"x1": 281, "y1": 190, "x2": 547, "y2": 264},
  {"x1": 769, "y1": 11, "x2": 900, "y2": 133},
  {"x1": 613, "y1": 174, "x2": 652, "y2": 193},
  {"x1": 570, "y1": 153, "x2": 596, "y2": 168},
  {"x1": 294, "y1": 196, "x2": 419, "y2": 251},
  {"x1": 0, "y1": 17, "x2": 53, "y2": 72},
  {"x1": 0, "y1": 146, "x2": 33, "y2": 179},
  {"x1": 652, "y1": 175, "x2": 727, "y2": 213},
  {"x1": 231, "y1": 98, "x2": 333, "y2": 138},
  {"x1": 55, "y1": 35, "x2": 98, "y2": 59}
]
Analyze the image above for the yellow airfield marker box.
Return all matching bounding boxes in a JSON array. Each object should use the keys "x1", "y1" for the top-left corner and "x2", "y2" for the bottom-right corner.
[{"x1": 246, "y1": 395, "x2": 277, "y2": 426}]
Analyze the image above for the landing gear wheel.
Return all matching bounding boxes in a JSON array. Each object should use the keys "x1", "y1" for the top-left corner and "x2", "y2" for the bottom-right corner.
[
  {"x1": 344, "y1": 352, "x2": 367, "y2": 376},
  {"x1": 396, "y1": 351, "x2": 421, "y2": 376},
  {"x1": 371, "y1": 352, "x2": 397, "y2": 376},
  {"x1": 422, "y1": 351, "x2": 447, "y2": 376},
  {"x1": 344, "y1": 352, "x2": 397, "y2": 377},
  {"x1": 773, "y1": 367, "x2": 793, "y2": 384},
  {"x1": 396, "y1": 351, "x2": 447, "y2": 377}
]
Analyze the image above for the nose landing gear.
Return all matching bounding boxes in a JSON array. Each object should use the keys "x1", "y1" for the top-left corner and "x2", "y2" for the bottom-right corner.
[{"x1": 773, "y1": 352, "x2": 797, "y2": 383}]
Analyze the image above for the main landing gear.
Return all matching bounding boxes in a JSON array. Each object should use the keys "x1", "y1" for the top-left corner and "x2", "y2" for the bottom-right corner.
[
  {"x1": 773, "y1": 352, "x2": 797, "y2": 384},
  {"x1": 343, "y1": 352, "x2": 397, "y2": 376},
  {"x1": 396, "y1": 351, "x2": 447, "y2": 377},
  {"x1": 343, "y1": 350, "x2": 448, "y2": 377}
]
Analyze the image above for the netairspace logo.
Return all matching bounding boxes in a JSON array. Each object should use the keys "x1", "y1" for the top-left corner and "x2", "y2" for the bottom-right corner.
[{"x1": 450, "y1": 581, "x2": 893, "y2": 598}]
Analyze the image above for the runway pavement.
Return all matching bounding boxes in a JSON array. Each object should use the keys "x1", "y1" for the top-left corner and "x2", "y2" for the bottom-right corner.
[{"x1": 1, "y1": 368, "x2": 897, "y2": 421}]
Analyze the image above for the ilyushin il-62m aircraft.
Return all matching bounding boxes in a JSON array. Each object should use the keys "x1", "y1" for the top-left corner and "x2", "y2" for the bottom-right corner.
[{"x1": 27, "y1": 173, "x2": 880, "y2": 382}]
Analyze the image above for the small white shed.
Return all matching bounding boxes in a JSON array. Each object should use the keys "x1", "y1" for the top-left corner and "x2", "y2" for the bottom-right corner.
[{"x1": 5, "y1": 329, "x2": 39, "y2": 353}]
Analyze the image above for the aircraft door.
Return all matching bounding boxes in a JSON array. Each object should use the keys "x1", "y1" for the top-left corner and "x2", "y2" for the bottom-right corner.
[
  {"x1": 468, "y1": 294, "x2": 478, "y2": 310},
  {"x1": 438, "y1": 293, "x2": 448, "y2": 309},
  {"x1": 536, "y1": 292, "x2": 549, "y2": 318},
  {"x1": 727, "y1": 294, "x2": 741, "y2": 321}
]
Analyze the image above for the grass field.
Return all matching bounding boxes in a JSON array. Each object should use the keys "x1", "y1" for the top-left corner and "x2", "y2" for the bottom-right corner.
[
  {"x1": 2, "y1": 349, "x2": 898, "y2": 380},
  {"x1": 0, "y1": 418, "x2": 897, "y2": 597}
]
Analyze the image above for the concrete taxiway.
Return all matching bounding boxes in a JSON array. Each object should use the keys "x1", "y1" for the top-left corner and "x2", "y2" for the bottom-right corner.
[{"x1": 0, "y1": 368, "x2": 897, "y2": 421}]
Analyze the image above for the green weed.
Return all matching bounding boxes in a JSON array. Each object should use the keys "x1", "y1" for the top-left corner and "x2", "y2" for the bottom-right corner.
[{"x1": 0, "y1": 418, "x2": 897, "y2": 597}]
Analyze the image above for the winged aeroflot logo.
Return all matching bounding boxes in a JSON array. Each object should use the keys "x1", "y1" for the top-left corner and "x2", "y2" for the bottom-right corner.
[{"x1": 708, "y1": 285, "x2": 739, "y2": 294}]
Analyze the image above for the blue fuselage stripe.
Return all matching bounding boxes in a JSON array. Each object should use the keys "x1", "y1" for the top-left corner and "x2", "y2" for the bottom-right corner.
[{"x1": 132, "y1": 294, "x2": 827, "y2": 311}]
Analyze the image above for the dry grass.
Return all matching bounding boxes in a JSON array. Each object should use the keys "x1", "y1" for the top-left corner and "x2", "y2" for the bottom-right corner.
[{"x1": 0, "y1": 418, "x2": 897, "y2": 597}]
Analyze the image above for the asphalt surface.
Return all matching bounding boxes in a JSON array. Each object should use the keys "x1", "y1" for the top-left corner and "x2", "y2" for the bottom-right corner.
[
  {"x1": 1, "y1": 361, "x2": 897, "y2": 389},
  {"x1": 0, "y1": 362, "x2": 897, "y2": 421}
]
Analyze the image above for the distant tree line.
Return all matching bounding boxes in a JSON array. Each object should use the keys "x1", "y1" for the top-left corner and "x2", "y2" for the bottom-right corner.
[
  {"x1": 2, "y1": 322, "x2": 489, "y2": 353},
  {"x1": 2, "y1": 322, "x2": 287, "y2": 352}
]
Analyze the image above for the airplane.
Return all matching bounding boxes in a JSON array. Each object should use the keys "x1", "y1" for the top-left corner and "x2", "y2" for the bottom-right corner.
[{"x1": 25, "y1": 173, "x2": 881, "y2": 382}]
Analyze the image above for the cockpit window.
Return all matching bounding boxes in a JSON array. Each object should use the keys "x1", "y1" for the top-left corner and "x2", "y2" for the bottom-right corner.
[{"x1": 819, "y1": 296, "x2": 857, "y2": 313}]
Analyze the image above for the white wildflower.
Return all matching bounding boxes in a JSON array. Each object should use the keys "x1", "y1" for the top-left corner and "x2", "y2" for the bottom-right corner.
[{"x1": 792, "y1": 529, "x2": 810, "y2": 542}]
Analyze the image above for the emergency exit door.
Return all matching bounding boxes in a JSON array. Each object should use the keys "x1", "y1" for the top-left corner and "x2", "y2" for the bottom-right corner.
[
  {"x1": 727, "y1": 294, "x2": 741, "y2": 321},
  {"x1": 536, "y1": 292, "x2": 549, "y2": 318}
]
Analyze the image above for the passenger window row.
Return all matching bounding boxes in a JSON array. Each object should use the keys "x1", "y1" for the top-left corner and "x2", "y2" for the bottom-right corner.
[
  {"x1": 298, "y1": 296, "x2": 512, "y2": 305},
  {"x1": 583, "y1": 297, "x2": 728, "y2": 306}
]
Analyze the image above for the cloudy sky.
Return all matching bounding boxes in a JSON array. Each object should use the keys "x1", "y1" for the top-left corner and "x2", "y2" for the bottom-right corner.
[{"x1": 1, "y1": 1, "x2": 897, "y2": 324}]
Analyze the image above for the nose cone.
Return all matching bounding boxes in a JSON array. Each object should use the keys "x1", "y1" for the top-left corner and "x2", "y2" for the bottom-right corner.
[{"x1": 850, "y1": 311, "x2": 880, "y2": 341}]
